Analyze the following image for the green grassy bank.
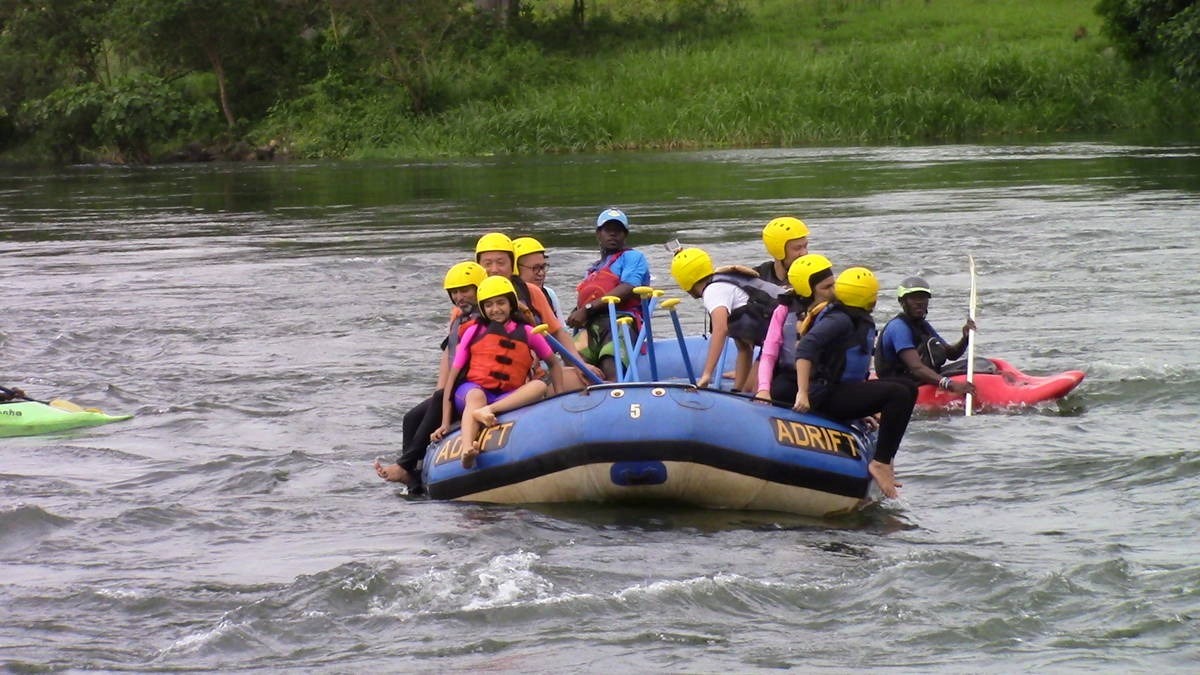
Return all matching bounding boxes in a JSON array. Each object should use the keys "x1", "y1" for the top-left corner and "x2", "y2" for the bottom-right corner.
[{"x1": 260, "y1": 0, "x2": 1197, "y2": 159}]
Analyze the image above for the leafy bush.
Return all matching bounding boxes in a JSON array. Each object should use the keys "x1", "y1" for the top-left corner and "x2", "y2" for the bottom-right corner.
[
  {"x1": 1096, "y1": 0, "x2": 1200, "y2": 90},
  {"x1": 21, "y1": 75, "x2": 215, "y2": 162}
]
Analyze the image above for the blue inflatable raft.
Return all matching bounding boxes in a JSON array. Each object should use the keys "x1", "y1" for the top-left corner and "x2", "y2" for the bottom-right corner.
[{"x1": 423, "y1": 336, "x2": 879, "y2": 517}]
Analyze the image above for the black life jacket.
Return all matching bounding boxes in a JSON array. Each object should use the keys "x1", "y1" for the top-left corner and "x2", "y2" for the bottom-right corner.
[
  {"x1": 753, "y1": 259, "x2": 787, "y2": 288},
  {"x1": 509, "y1": 275, "x2": 541, "y2": 325},
  {"x1": 710, "y1": 271, "x2": 789, "y2": 346},
  {"x1": 874, "y1": 313, "x2": 947, "y2": 379}
]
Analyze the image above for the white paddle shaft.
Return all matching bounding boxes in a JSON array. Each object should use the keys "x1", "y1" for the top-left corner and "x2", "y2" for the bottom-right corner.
[{"x1": 964, "y1": 255, "x2": 977, "y2": 416}]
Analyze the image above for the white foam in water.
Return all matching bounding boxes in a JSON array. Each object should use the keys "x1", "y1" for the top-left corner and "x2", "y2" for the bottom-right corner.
[
  {"x1": 95, "y1": 587, "x2": 144, "y2": 600},
  {"x1": 372, "y1": 550, "x2": 562, "y2": 617},
  {"x1": 157, "y1": 616, "x2": 241, "y2": 656},
  {"x1": 462, "y1": 551, "x2": 555, "y2": 611}
]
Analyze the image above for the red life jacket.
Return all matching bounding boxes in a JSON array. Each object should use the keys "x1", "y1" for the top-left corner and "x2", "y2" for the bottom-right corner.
[
  {"x1": 576, "y1": 249, "x2": 641, "y2": 314},
  {"x1": 464, "y1": 321, "x2": 536, "y2": 392}
]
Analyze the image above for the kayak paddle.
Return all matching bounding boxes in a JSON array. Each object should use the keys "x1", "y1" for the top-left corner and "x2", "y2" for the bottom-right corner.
[
  {"x1": 965, "y1": 255, "x2": 977, "y2": 416},
  {"x1": 1, "y1": 385, "x2": 100, "y2": 413}
]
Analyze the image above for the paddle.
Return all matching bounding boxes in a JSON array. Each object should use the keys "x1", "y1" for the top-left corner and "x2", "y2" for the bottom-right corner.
[
  {"x1": 633, "y1": 286, "x2": 659, "y2": 381},
  {"x1": 531, "y1": 325, "x2": 604, "y2": 385},
  {"x1": 964, "y1": 255, "x2": 977, "y2": 416},
  {"x1": 1, "y1": 384, "x2": 93, "y2": 413},
  {"x1": 659, "y1": 298, "x2": 698, "y2": 386}
]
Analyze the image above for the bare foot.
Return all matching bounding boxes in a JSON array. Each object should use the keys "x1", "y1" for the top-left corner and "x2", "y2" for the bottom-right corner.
[
  {"x1": 374, "y1": 459, "x2": 412, "y2": 484},
  {"x1": 868, "y1": 460, "x2": 903, "y2": 499},
  {"x1": 461, "y1": 443, "x2": 480, "y2": 469},
  {"x1": 472, "y1": 406, "x2": 497, "y2": 427}
]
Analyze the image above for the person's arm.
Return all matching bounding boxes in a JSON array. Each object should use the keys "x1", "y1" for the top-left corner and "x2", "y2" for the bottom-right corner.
[
  {"x1": 531, "y1": 332, "x2": 569, "y2": 394},
  {"x1": 434, "y1": 349, "x2": 451, "y2": 390},
  {"x1": 734, "y1": 345, "x2": 753, "y2": 392},
  {"x1": 431, "y1": 369, "x2": 459, "y2": 441},
  {"x1": 793, "y1": 311, "x2": 850, "y2": 411},
  {"x1": 944, "y1": 318, "x2": 977, "y2": 360},
  {"x1": 756, "y1": 305, "x2": 788, "y2": 400},
  {"x1": 526, "y1": 285, "x2": 564, "y2": 334},
  {"x1": 699, "y1": 306, "x2": 729, "y2": 388},
  {"x1": 900, "y1": 348, "x2": 943, "y2": 387},
  {"x1": 900, "y1": 348, "x2": 974, "y2": 395},
  {"x1": 793, "y1": 359, "x2": 812, "y2": 412}
]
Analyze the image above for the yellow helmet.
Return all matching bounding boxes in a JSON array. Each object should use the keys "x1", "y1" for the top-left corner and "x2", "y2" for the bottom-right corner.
[
  {"x1": 670, "y1": 247, "x2": 715, "y2": 293},
  {"x1": 512, "y1": 236, "x2": 545, "y2": 263},
  {"x1": 476, "y1": 275, "x2": 517, "y2": 304},
  {"x1": 787, "y1": 254, "x2": 833, "y2": 298},
  {"x1": 443, "y1": 261, "x2": 487, "y2": 291},
  {"x1": 834, "y1": 267, "x2": 880, "y2": 311},
  {"x1": 475, "y1": 232, "x2": 514, "y2": 258},
  {"x1": 762, "y1": 216, "x2": 810, "y2": 261}
]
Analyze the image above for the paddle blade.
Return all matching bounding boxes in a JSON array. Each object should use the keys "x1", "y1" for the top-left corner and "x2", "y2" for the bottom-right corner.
[{"x1": 48, "y1": 398, "x2": 89, "y2": 413}]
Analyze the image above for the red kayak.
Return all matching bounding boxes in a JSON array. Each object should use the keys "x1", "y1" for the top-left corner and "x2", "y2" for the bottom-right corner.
[{"x1": 916, "y1": 357, "x2": 1085, "y2": 411}]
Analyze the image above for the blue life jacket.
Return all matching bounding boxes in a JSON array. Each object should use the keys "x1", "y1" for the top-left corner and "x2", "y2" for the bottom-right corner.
[{"x1": 809, "y1": 303, "x2": 876, "y2": 387}]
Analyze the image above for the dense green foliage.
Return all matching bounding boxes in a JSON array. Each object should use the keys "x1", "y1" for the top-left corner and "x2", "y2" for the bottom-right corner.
[
  {"x1": 0, "y1": 0, "x2": 1196, "y2": 164},
  {"x1": 1095, "y1": 0, "x2": 1200, "y2": 89}
]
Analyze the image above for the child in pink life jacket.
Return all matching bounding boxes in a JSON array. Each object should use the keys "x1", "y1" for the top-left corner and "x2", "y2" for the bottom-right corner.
[{"x1": 432, "y1": 275, "x2": 564, "y2": 468}]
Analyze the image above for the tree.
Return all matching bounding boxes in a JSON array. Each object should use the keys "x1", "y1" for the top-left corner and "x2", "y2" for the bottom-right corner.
[
  {"x1": 1096, "y1": 0, "x2": 1200, "y2": 90},
  {"x1": 108, "y1": 0, "x2": 315, "y2": 130},
  {"x1": 325, "y1": 0, "x2": 474, "y2": 114}
]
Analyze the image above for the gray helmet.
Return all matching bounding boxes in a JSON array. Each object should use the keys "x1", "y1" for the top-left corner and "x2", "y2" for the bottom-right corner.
[{"x1": 896, "y1": 276, "x2": 932, "y2": 299}]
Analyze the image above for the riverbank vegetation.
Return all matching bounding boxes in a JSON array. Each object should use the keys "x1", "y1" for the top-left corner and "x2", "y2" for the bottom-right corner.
[{"x1": 1, "y1": 0, "x2": 1197, "y2": 164}]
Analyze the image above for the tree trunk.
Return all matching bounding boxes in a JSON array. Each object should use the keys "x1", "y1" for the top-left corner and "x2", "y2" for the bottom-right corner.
[
  {"x1": 572, "y1": 0, "x2": 586, "y2": 31},
  {"x1": 206, "y1": 45, "x2": 236, "y2": 130}
]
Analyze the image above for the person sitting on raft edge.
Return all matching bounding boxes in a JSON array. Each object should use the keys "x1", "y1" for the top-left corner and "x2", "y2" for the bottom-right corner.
[
  {"x1": 793, "y1": 267, "x2": 918, "y2": 499},
  {"x1": 565, "y1": 208, "x2": 651, "y2": 382},
  {"x1": 433, "y1": 275, "x2": 564, "y2": 469},
  {"x1": 476, "y1": 232, "x2": 600, "y2": 392},
  {"x1": 376, "y1": 260, "x2": 487, "y2": 487},
  {"x1": 755, "y1": 253, "x2": 837, "y2": 406},
  {"x1": 513, "y1": 236, "x2": 563, "y2": 322}
]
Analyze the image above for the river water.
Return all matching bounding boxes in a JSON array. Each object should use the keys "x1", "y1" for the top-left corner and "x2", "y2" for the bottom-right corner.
[{"x1": 2, "y1": 142, "x2": 1199, "y2": 671}]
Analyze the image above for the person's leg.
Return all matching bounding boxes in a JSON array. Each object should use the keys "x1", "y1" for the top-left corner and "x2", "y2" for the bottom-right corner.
[
  {"x1": 400, "y1": 395, "x2": 431, "y2": 453},
  {"x1": 817, "y1": 380, "x2": 915, "y2": 460},
  {"x1": 482, "y1": 381, "x2": 547, "y2": 419},
  {"x1": 769, "y1": 369, "x2": 798, "y2": 406},
  {"x1": 587, "y1": 319, "x2": 620, "y2": 382},
  {"x1": 459, "y1": 388, "x2": 489, "y2": 467},
  {"x1": 815, "y1": 380, "x2": 916, "y2": 497},
  {"x1": 549, "y1": 366, "x2": 589, "y2": 394},
  {"x1": 397, "y1": 390, "x2": 444, "y2": 472}
]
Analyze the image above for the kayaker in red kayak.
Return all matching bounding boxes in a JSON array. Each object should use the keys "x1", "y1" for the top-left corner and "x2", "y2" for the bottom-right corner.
[{"x1": 874, "y1": 277, "x2": 977, "y2": 397}]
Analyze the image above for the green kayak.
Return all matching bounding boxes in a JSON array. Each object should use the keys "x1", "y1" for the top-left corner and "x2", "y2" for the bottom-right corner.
[{"x1": 0, "y1": 400, "x2": 133, "y2": 438}]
